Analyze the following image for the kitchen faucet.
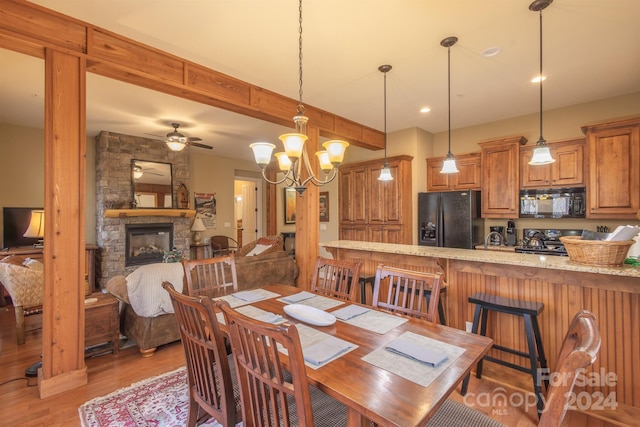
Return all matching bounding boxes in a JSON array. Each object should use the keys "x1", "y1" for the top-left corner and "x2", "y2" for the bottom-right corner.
[{"x1": 484, "y1": 231, "x2": 504, "y2": 250}]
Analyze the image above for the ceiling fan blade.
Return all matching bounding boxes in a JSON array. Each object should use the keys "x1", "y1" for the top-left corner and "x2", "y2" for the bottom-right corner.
[
  {"x1": 189, "y1": 142, "x2": 213, "y2": 150},
  {"x1": 186, "y1": 137, "x2": 202, "y2": 142}
]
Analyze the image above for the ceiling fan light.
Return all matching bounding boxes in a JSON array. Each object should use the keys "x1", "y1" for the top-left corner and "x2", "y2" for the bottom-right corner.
[
  {"x1": 166, "y1": 140, "x2": 187, "y2": 151},
  {"x1": 250, "y1": 142, "x2": 276, "y2": 166},
  {"x1": 279, "y1": 133, "x2": 307, "y2": 160},
  {"x1": 440, "y1": 154, "x2": 459, "y2": 173},
  {"x1": 529, "y1": 145, "x2": 556, "y2": 165}
]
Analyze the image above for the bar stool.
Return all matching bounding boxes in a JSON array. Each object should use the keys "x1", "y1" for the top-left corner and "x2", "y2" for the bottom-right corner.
[{"x1": 461, "y1": 292, "x2": 548, "y2": 415}]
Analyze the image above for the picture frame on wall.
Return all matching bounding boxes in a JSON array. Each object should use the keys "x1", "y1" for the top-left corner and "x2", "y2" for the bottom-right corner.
[
  {"x1": 319, "y1": 191, "x2": 329, "y2": 222},
  {"x1": 284, "y1": 187, "x2": 296, "y2": 224}
]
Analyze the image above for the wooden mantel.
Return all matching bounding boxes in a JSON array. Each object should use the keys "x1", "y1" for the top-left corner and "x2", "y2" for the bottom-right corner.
[{"x1": 104, "y1": 209, "x2": 196, "y2": 218}]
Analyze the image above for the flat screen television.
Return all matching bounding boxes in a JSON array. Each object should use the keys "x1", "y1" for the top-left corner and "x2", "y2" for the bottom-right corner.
[{"x1": 2, "y1": 207, "x2": 43, "y2": 248}]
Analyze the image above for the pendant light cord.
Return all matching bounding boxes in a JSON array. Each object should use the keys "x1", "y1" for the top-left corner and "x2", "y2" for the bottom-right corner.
[
  {"x1": 383, "y1": 69, "x2": 388, "y2": 161},
  {"x1": 447, "y1": 44, "x2": 452, "y2": 155},
  {"x1": 297, "y1": 0, "x2": 304, "y2": 115},
  {"x1": 538, "y1": 8, "x2": 545, "y2": 144}
]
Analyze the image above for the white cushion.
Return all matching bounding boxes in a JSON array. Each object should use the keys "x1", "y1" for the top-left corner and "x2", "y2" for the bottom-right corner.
[
  {"x1": 126, "y1": 262, "x2": 184, "y2": 317},
  {"x1": 246, "y1": 243, "x2": 272, "y2": 257}
]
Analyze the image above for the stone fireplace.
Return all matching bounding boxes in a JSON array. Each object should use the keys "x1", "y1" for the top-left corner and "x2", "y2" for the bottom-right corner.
[
  {"x1": 95, "y1": 131, "x2": 191, "y2": 288},
  {"x1": 125, "y1": 223, "x2": 173, "y2": 266}
]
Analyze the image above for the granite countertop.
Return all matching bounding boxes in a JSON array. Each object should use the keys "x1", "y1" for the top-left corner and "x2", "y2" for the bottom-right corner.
[{"x1": 321, "y1": 240, "x2": 640, "y2": 278}]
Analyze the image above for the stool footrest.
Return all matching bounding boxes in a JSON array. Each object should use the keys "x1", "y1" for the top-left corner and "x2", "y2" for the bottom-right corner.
[
  {"x1": 483, "y1": 355, "x2": 536, "y2": 375},
  {"x1": 492, "y1": 343, "x2": 533, "y2": 360}
]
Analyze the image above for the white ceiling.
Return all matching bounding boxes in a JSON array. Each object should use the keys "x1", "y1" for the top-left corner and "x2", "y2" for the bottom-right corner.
[{"x1": 1, "y1": 0, "x2": 639, "y2": 162}]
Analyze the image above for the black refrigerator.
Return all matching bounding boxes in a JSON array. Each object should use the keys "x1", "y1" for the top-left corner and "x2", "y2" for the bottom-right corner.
[{"x1": 418, "y1": 190, "x2": 484, "y2": 249}]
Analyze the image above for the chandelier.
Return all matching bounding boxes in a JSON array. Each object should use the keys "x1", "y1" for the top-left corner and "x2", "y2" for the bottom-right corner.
[
  {"x1": 250, "y1": 0, "x2": 349, "y2": 196},
  {"x1": 528, "y1": 0, "x2": 555, "y2": 165}
]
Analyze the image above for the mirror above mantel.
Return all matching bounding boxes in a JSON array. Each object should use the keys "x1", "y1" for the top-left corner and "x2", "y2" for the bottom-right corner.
[{"x1": 132, "y1": 160, "x2": 173, "y2": 208}]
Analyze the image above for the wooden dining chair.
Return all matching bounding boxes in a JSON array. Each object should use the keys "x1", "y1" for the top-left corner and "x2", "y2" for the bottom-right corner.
[
  {"x1": 425, "y1": 310, "x2": 602, "y2": 427},
  {"x1": 162, "y1": 282, "x2": 241, "y2": 427},
  {"x1": 217, "y1": 300, "x2": 347, "y2": 427},
  {"x1": 182, "y1": 254, "x2": 238, "y2": 298},
  {"x1": 310, "y1": 256, "x2": 362, "y2": 301},
  {"x1": 371, "y1": 264, "x2": 442, "y2": 322}
]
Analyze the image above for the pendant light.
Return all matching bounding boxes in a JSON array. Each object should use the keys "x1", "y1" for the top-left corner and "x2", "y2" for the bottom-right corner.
[
  {"x1": 528, "y1": 0, "x2": 556, "y2": 165},
  {"x1": 378, "y1": 64, "x2": 393, "y2": 181},
  {"x1": 250, "y1": 0, "x2": 349, "y2": 195},
  {"x1": 440, "y1": 36, "x2": 459, "y2": 174}
]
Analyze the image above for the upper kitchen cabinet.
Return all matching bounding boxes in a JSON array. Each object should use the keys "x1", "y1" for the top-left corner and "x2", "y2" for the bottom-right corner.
[
  {"x1": 426, "y1": 152, "x2": 482, "y2": 192},
  {"x1": 479, "y1": 136, "x2": 527, "y2": 218},
  {"x1": 339, "y1": 166, "x2": 368, "y2": 224},
  {"x1": 581, "y1": 116, "x2": 640, "y2": 219},
  {"x1": 520, "y1": 138, "x2": 585, "y2": 189}
]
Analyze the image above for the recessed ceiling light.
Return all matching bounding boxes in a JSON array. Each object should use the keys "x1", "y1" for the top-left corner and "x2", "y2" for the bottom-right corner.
[
  {"x1": 420, "y1": 107, "x2": 431, "y2": 113},
  {"x1": 531, "y1": 75, "x2": 547, "y2": 83},
  {"x1": 482, "y1": 47, "x2": 502, "y2": 57}
]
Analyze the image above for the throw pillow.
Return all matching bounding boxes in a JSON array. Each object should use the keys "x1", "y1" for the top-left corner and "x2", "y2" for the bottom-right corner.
[
  {"x1": 162, "y1": 248, "x2": 183, "y2": 263},
  {"x1": 23, "y1": 258, "x2": 44, "y2": 271},
  {"x1": 246, "y1": 243, "x2": 272, "y2": 257}
]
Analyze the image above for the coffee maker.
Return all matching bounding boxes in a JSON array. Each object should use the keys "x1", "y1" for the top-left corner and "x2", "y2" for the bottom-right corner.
[
  {"x1": 506, "y1": 219, "x2": 517, "y2": 246},
  {"x1": 489, "y1": 226, "x2": 504, "y2": 245}
]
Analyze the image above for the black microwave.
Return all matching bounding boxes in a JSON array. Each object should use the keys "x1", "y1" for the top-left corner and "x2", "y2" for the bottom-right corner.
[{"x1": 519, "y1": 188, "x2": 586, "y2": 219}]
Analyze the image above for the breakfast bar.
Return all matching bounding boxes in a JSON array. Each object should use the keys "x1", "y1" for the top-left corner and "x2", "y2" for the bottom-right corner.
[{"x1": 321, "y1": 240, "x2": 640, "y2": 423}]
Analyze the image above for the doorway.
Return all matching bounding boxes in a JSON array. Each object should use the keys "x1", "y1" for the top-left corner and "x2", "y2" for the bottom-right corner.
[{"x1": 234, "y1": 176, "x2": 261, "y2": 246}]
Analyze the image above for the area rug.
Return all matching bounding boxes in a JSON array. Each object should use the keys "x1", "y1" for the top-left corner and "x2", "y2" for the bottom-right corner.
[{"x1": 78, "y1": 367, "x2": 228, "y2": 426}]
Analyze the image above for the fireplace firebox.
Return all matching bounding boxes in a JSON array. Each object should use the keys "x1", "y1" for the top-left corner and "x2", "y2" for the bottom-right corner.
[{"x1": 125, "y1": 223, "x2": 174, "y2": 266}]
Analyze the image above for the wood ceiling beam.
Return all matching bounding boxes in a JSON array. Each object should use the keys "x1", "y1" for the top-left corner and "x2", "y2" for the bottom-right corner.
[{"x1": 0, "y1": 0, "x2": 384, "y2": 151}]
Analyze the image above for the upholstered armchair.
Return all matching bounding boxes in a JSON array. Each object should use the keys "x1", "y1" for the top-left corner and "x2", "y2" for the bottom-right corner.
[{"x1": 0, "y1": 261, "x2": 44, "y2": 344}]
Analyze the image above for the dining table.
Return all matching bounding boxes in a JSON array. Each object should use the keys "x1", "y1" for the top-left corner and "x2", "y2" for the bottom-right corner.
[{"x1": 216, "y1": 284, "x2": 494, "y2": 427}]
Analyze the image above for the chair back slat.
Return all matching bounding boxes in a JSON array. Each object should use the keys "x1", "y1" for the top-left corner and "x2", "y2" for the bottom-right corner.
[
  {"x1": 163, "y1": 282, "x2": 239, "y2": 427},
  {"x1": 310, "y1": 257, "x2": 361, "y2": 301},
  {"x1": 372, "y1": 264, "x2": 442, "y2": 322},
  {"x1": 539, "y1": 310, "x2": 601, "y2": 427},
  {"x1": 182, "y1": 255, "x2": 238, "y2": 298},
  {"x1": 218, "y1": 300, "x2": 315, "y2": 427}
]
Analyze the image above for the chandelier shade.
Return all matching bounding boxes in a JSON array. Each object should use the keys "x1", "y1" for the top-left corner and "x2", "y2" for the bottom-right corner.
[
  {"x1": 528, "y1": 0, "x2": 556, "y2": 166},
  {"x1": 248, "y1": 0, "x2": 349, "y2": 196}
]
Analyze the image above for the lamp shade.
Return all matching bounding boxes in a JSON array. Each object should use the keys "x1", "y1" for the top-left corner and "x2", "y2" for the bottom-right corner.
[
  {"x1": 250, "y1": 142, "x2": 276, "y2": 166},
  {"x1": 23, "y1": 210, "x2": 45, "y2": 238},
  {"x1": 191, "y1": 218, "x2": 207, "y2": 232}
]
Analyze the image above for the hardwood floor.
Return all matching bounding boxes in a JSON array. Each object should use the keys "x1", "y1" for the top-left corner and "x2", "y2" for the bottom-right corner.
[{"x1": 0, "y1": 303, "x2": 613, "y2": 426}]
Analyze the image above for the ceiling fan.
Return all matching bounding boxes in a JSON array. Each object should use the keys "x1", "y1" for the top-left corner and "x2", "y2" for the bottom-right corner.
[{"x1": 160, "y1": 122, "x2": 213, "y2": 151}]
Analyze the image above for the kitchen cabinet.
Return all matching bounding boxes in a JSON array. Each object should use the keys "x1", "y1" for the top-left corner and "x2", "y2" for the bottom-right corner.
[
  {"x1": 368, "y1": 225, "x2": 403, "y2": 244},
  {"x1": 426, "y1": 152, "x2": 482, "y2": 192},
  {"x1": 520, "y1": 138, "x2": 585, "y2": 189},
  {"x1": 338, "y1": 166, "x2": 368, "y2": 223},
  {"x1": 479, "y1": 136, "x2": 527, "y2": 218},
  {"x1": 339, "y1": 155, "x2": 412, "y2": 244},
  {"x1": 581, "y1": 116, "x2": 640, "y2": 219}
]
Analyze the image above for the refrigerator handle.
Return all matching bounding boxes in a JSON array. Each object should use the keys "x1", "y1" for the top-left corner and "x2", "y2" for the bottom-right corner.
[{"x1": 436, "y1": 195, "x2": 444, "y2": 246}]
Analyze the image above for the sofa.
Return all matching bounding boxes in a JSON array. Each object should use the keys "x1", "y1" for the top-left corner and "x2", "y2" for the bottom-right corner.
[{"x1": 105, "y1": 236, "x2": 298, "y2": 356}]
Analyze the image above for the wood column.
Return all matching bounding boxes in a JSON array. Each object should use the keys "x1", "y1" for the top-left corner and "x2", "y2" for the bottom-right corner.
[
  {"x1": 295, "y1": 127, "x2": 321, "y2": 289},
  {"x1": 38, "y1": 48, "x2": 88, "y2": 398}
]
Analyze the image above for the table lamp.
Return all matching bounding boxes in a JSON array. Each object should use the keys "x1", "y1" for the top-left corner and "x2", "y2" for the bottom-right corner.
[
  {"x1": 23, "y1": 210, "x2": 45, "y2": 248},
  {"x1": 191, "y1": 218, "x2": 206, "y2": 244}
]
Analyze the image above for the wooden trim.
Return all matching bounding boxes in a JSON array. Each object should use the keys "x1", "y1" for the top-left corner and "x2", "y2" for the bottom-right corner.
[
  {"x1": 104, "y1": 209, "x2": 196, "y2": 218},
  {"x1": 0, "y1": 0, "x2": 384, "y2": 150}
]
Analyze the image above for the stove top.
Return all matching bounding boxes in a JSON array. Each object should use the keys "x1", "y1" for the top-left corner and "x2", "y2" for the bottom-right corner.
[{"x1": 517, "y1": 228, "x2": 583, "y2": 256}]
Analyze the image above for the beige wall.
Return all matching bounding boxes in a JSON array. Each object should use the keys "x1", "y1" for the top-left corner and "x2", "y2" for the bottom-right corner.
[
  {"x1": 0, "y1": 123, "x2": 96, "y2": 246},
  {"x1": 2, "y1": 91, "x2": 639, "y2": 249}
]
